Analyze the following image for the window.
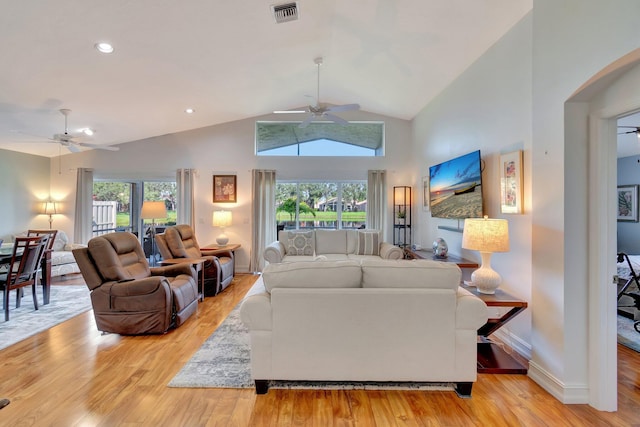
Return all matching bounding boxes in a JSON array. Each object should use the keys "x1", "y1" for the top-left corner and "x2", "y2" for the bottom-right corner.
[
  {"x1": 276, "y1": 181, "x2": 367, "y2": 230},
  {"x1": 256, "y1": 122, "x2": 384, "y2": 156},
  {"x1": 92, "y1": 180, "x2": 177, "y2": 237}
]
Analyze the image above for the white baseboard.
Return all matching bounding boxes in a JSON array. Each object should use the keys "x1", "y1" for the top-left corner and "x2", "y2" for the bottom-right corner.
[{"x1": 528, "y1": 361, "x2": 589, "y2": 404}]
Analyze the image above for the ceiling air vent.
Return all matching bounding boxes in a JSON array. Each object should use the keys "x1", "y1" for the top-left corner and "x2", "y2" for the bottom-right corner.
[{"x1": 272, "y1": 2, "x2": 299, "y2": 24}]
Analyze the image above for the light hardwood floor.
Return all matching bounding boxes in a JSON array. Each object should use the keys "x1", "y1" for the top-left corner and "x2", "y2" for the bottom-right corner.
[{"x1": 1, "y1": 273, "x2": 639, "y2": 426}]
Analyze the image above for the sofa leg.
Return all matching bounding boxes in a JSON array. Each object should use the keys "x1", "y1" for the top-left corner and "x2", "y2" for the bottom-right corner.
[
  {"x1": 454, "y1": 382, "x2": 473, "y2": 398},
  {"x1": 255, "y1": 380, "x2": 269, "y2": 394}
]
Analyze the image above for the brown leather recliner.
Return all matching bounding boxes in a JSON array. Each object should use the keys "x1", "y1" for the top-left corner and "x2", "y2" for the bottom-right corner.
[
  {"x1": 155, "y1": 224, "x2": 234, "y2": 296},
  {"x1": 72, "y1": 232, "x2": 198, "y2": 335}
]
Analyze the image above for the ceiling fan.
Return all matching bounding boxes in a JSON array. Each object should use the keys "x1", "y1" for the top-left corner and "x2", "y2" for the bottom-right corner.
[
  {"x1": 274, "y1": 57, "x2": 360, "y2": 128},
  {"x1": 618, "y1": 126, "x2": 640, "y2": 138},
  {"x1": 45, "y1": 109, "x2": 119, "y2": 153}
]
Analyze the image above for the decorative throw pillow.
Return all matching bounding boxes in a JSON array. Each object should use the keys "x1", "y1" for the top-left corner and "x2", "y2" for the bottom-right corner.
[
  {"x1": 357, "y1": 231, "x2": 380, "y2": 256},
  {"x1": 285, "y1": 231, "x2": 314, "y2": 256}
]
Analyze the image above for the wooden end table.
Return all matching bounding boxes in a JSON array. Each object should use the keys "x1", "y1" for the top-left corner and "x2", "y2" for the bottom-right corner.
[
  {"x1": 160, "y1": 258, "x2": 206, "y2": 302},
  {"x1": 461, "y1": 284, "x2": 528, "y2": 374}
]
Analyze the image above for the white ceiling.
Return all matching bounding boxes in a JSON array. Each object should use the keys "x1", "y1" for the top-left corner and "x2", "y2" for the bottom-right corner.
[{"x1": 0, "y1": 1, "x2": 533, "y2": 158}]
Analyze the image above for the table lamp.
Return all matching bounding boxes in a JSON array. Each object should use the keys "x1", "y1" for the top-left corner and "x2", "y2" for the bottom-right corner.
[
  {"x1": 461, "y1": 216, "x2": 510, "y2": 294},
  {"x1": 212, "y1": 210, "x2": 232, "y2": 246},
  {"x1": 43, "y1": 201, "x2": 58, "y2": 229},
  {"x1": 141, "y1": 201, "x2": 167, "y2": 265}
]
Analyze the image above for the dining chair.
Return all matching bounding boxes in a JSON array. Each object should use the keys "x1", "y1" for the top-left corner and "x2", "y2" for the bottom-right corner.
[
  {"x1": 0, "y1": 236, "x2": 48, "y2": 321},
  {"x1": 27, "y1": 229, "x2": 58, "y2": 304}
]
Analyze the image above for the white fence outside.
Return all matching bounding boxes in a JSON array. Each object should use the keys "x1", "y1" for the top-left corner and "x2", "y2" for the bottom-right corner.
[{"x1": 93, "y1": 201, "x2": 118, "y2": 236}]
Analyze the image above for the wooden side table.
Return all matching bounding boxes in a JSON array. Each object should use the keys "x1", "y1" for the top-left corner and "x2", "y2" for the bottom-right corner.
[
  {"x1": 462, "y1": 284, "x2": 528, "y2": 374},
  {"x1": 160, "y1": 258, "x2": 206, "y2": 302}
]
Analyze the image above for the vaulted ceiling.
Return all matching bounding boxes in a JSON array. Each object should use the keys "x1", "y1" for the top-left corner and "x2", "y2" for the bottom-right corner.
[{"x1": 0, "y1": 1, "x2": 532, "y2": 157}]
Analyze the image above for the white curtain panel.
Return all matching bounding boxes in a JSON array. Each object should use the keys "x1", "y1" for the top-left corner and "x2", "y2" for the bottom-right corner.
[
  {"x1": 367, "y1": 170, "x2": 387, "y2": 240},
  {"x1": 74, "y1": 168, "x2": 94, "y2": 244},
  {"x1": 176, "y1": 169, "x2": 196, "y2": 228},
  {"x1": 250, "y1": 169, "x2": 276, "y2": 272}
]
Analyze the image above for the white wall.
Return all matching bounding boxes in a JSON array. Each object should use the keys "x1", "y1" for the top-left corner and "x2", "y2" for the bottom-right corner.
[
  {"x1": 531, "y1": 0, "x2": 640, "y2": 406},
  {"x1": 0, "y1": 149, "x2": 51, "y2": 240},
  {"x1": 411, "y1": 0, "x2": 640, "y2": 407},
  {"x1": 411, "y1": 14, "x2": 533, "y2": 351},
  {"x1": 48, "y1": 109, "x2": 412, "y2": 272}
]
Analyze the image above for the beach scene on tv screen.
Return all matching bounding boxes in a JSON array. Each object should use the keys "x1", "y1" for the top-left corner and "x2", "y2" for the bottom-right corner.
[{"x1": 429, "y1": 151, "x2": 483, "y2": 219}]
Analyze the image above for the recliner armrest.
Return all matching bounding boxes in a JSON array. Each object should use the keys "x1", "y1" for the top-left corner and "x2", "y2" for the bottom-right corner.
[
  {"x1": 201, "y1": 249, "x2": 233, "y2": 259},
  {"x1": 104, "y1": 276, "x2": 168, "y2": 297},
  {"x1": 264, "y1": 241, "x2": 285, "y2": 263},
  {"x1": 151, "y1": 263, "x2": 195, "y2": 279}
]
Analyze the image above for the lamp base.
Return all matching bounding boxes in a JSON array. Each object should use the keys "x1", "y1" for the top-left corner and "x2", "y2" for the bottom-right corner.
[
  {"x1": 216, "y1": 234, "x2": 229, "y2": 246},
  {"x1": 471, "y1": 252, "x2": 502, "y2": 294}
]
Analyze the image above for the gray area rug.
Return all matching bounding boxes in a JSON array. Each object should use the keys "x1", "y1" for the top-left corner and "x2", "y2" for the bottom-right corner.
[
  {"x1": 0, "y1": 285, "x2": 92, "y2": 351},
  {"x1": 169, "y1": 304, "x2": 452, "y2": 391},
  {"x1": 618, "y1": 314, "x2": 640, "y2": 352}
]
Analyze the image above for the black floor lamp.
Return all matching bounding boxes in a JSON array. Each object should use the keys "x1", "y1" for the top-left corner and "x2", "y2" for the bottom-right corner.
[{"x1": 140, "y1": 201, "x2": 167, "y2": 266}]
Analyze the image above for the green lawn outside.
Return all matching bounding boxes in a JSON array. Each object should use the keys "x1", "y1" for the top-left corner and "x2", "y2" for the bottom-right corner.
[
  {"x1": 276, "y1": 211, "x2": 366, "y2": 222},
  {"x1": 116, "y1": 211, "x2": 177, "y2": 227},
  {"x1": 115, "y1": 210, "x2": 364, "y2": 226}
]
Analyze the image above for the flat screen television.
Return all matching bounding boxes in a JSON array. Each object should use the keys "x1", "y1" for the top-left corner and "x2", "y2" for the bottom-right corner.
[{"x1": 429, "y1": 150, "x2": 483, "y2": 219}]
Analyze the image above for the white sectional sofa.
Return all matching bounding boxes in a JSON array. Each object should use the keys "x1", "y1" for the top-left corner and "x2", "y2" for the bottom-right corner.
[
  {"x1": 240, "y1": 258, "x2": 488, "y2": 397},
  {"x1": 263, "y1": 229, "x2": 403, "y2": 263}
]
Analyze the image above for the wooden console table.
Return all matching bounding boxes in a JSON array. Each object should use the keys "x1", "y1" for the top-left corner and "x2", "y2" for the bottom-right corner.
[{"x1": 462, "y1": 284, "x2": 528, "y2": 374}]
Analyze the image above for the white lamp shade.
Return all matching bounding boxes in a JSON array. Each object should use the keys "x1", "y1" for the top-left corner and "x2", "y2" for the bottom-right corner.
[
  {"x1": 462, "y1": 217, "x2": 509, "y2": 253},
  {"x1": 140, "y1": 201, "x2": 167, "y2": 219},
  {"x1": 212, "y1": 210, "x2": 233, "y2": 228},
  {"x1": 43, "y1": 201, "x2": 57, "y2": 215}
]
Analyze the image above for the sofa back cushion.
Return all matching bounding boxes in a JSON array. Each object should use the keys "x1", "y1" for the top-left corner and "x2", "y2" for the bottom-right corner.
[
  {"x1": 280, "y1": 230, "x2": 315, "y2": 256},
  {"x1": 315, "y1": 229, "x2": 347, "y2": 255},
  {"x1": 360, "y1": 259, "x2": 461, "y2": 290},
  {"x1": 262, "y1": 260, "x2": 362, "y2": 292},
  {"x1": 356, "y1": 230, "x2": 380, "y2": 255}
]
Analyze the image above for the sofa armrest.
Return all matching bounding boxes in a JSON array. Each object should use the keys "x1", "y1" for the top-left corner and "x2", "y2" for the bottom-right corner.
[
  {"x1": 240, "y1": 278, "x2": 272, "y2": 331},
  {"x1": 379, "y1": 242, "x2": 403, "y2": 260},
  {"x1": 455, "y1": 287, "x2": 488, "y2": 330},
  {"x1": 264, "y1": 241, "x2": 285, "y2": 263}
]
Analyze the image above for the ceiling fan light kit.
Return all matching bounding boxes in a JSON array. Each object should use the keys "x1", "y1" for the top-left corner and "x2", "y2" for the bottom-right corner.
[
  {"x1": 44, "y1": 109, "x2": 120, "y2": 153},
  {"x1": 274, "y1": 56, "x2": 360, "y2": 128}
]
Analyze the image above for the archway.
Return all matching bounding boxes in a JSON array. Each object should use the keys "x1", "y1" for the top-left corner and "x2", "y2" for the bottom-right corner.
[{"x1": 566, "y1": 48, "x2": 640, "y2": 411}]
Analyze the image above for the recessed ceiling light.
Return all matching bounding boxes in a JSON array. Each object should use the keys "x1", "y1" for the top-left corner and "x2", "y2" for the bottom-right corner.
[
  {"x1": 95, "y1": 42, "x2": 114, "y2": 54},
  {"x1": 185, "y1": 108, "x2": 195, "y2": 114},
  {"x1": 81, "y1": 128, "x2": 94, "y2": 136}
]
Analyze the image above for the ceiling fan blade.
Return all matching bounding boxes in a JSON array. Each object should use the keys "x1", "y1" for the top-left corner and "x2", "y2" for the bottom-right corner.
[
  {"x1": 327, "y1": 103, "x2": 360, "y2": 113},
  {"x1": 274, "y1": 109, "x2": 307, "y2": 114},
  {"x1": 78, "y1": 142, "x2": 119, "y2": 151},
  {"x1": 618, "y1": 130, "x2": 637, "y2": 135},
  {"x1": 65, "y1": 143, "x2": 81, "y2": 153},
  {"x1": 299, "y1": 114, "x2": 316, "y2": 129},
  {"x1": 324, "y1": 113, "x2": 349, "y2": 126}
]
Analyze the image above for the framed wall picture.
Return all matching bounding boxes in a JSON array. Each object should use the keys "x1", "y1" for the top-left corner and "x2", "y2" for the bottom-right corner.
[
  {"x1": 422, "y1": 176, "x2": 430, "y2": 212},
  {"x1": 213, "y1": 175, "x2": 237, "y2": 203},
  {"x1": 500, "y1": 150, "x2": 523, "y2": 214},
  {"x1": 617, "y1": 185, "x2": 638, "y2": 222}
]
